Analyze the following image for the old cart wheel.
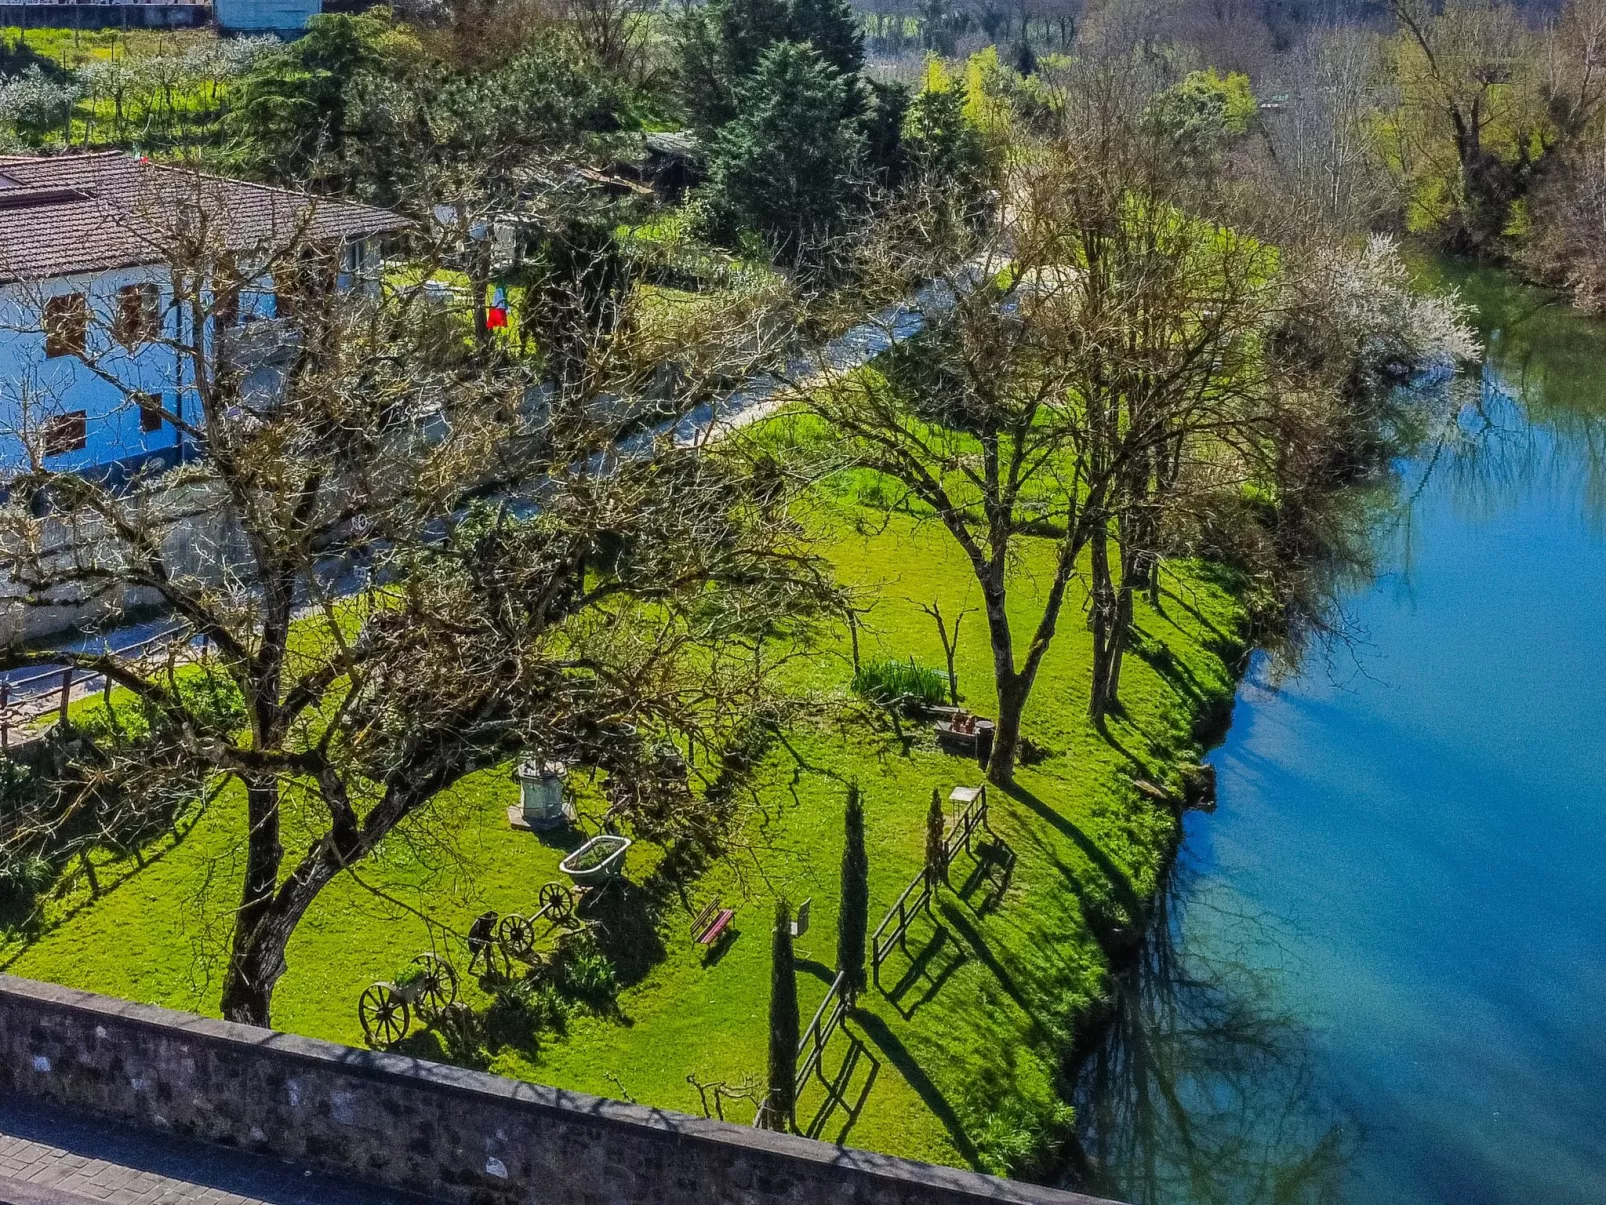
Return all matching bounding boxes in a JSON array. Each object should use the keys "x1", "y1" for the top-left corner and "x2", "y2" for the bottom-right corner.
[
  {"x1": 412, "y1": 953, "x2": 458, "y2": 1014},
  {"x1": 538, "y1": 882, "x2": 575, "y2": 927},
  {"x1": 497, "y1": 913, "x2": 536, "y2": 960},
  {"x1": 359, "y1": 984, "x2": 410, "y2": 1046}
]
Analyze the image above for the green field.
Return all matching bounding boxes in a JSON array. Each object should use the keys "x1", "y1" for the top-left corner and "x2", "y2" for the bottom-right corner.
[{"x1": 0, "y1": 478, "x2": 1245, "y2": 1175}]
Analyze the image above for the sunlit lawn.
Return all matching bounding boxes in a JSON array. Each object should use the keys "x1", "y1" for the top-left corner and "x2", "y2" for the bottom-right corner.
[{"x1": 1, "y1": 484, "x2": 1244, "y2": 1175}]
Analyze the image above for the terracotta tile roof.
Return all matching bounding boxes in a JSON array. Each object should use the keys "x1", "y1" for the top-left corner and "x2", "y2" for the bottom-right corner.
[{"x1": 0, "y1": 153, "x2": 409, "y2": 286}]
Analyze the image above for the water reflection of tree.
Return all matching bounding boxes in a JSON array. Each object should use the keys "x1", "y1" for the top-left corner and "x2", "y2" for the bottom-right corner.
[
  {"x1": 1062, "y1": 858, "x2": 1357, "y2": 1205},
  {"x1": 1417, "y1": 260, "x2": 1606, "y2": 535}
]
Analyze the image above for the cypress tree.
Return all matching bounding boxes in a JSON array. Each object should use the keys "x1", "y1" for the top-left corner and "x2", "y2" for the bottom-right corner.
[
  {"x1": 925, "y1": 788, "x2": 947, "y2": 888},
  {"x1": 836, "y1": 783, "x2": 869, "y2": 999},
  {"x1": 765, "y1": 899, "x2": 799, "y2": 1131}
]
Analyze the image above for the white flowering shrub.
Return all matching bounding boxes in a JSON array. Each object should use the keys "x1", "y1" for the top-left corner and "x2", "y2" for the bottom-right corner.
[
  {"x1": 0, "y1": 68, "x2": 81, "y2": 145},
  {"x1": 1309, "y1": 234, "x2": 1482, "y2": 383}
]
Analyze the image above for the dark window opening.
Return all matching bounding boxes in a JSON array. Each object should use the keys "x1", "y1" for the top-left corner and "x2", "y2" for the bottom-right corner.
[
  {"x1": 43, "y1": 293, "x2": 88, "y2": 359},
  {"x1": 113, "y1": 283, "x2": 160, "y2": 348},
  {"x1": 135, "y1": 392, "x2": 164, "y2": 434},
  {"x1": 42, "y1": 411, "x2": 87, "y2": 457}
]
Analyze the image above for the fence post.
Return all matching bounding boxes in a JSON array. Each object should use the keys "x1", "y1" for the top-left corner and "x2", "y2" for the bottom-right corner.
[{"x1": 59, "y1": 667, "x2": 71, "y2": 724}]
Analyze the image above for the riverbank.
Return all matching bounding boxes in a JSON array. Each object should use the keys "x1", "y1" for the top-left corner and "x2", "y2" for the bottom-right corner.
[
  {"x1": 0, "y1": 477, "x2": 1248, "y2": 1178},
  {"x1": 1063, "y1": 261, "x2": 1606, "y2": 1205}
]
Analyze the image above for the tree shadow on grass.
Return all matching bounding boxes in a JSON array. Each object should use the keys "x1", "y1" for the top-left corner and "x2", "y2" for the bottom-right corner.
[
  {"x1": 1156, "y1": 584, "x2": 1239, "y2": 662},
  {"x1": 999, "y1": 782, "x2": 1143, "y2": 921},
  {"x1": 582, "y1": 880, "x2": 666, "y2": 990},
  {"x1": 853, "y1": 1010, "x2": 984, "y2": 1169},
  {"x1": 955, "y1": 841, "x2": 1015, "y2": 916},
  {"x1": 797, "y1": 955, "x2": 836, "y2": 984},
  {"x1": 0, "y1": 800, "x2": 209, "y2": 969},
  {"x1": 939, "y1": 901, "x2": 1053, "y2": 1045}
]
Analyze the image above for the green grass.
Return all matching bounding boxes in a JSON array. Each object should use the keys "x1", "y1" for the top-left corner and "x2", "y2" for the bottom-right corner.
[
  {"x1": 1, "y1": 27, "x2": 219, "y2": 69},
  {"x1": 0, "y1": 485, "x2": 1245, "y2": 1177}
]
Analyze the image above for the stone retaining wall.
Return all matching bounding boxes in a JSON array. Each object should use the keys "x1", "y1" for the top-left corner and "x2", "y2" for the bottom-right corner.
[{"x1": 0, "y1": 975, "x2": 1113, "y2": 1205}]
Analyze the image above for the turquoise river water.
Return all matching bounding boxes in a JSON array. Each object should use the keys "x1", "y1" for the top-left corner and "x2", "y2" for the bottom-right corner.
[{"x1": 1067, "y1": 264, "x2": 1606, "y2": 1205}]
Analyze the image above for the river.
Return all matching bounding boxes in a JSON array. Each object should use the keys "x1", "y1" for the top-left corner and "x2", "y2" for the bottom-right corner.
[{"x1": 1065, "y1": 263, "x2": 1606, "y2": 1205}]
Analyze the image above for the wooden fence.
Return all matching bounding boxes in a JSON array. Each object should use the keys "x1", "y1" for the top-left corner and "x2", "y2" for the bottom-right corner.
[
  {"x1": 750, "y1": 786, "x2": 1004, "y2": 1129},
  {"x1": 871, "y1": 785, "x2": 995, "y2": 989},
  {"x1": 0, "y1": 624, "x2": 195, "y2": 751}
]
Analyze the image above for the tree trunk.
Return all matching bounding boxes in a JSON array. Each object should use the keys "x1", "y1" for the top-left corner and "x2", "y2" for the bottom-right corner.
[
  {"x1": 988, "y1": 671, "x2": 1027, "y2": 787},
  {"x1": 1107, "y1": 558, "x2": 1136, "y2": 707},
  {"x1": 219, "y1": 774, "x2": 284, "y2": 1026},
  {"x1": 979, "y1": 567, "x2": 1023, "y2": 785},
  {"x1": 1089, "y1": 529, "x2": 1117, "y2": 723}
]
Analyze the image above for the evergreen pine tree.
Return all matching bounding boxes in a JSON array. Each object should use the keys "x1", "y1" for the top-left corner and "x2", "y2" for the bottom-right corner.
[
  {"x1": 787, "y1": 0, "x2": 865, "y2": 78},
  {"x1": 717, "y1": 0, "x2": 794, "y2": 80},
  {"x1": 674, "y1": 0, "x2": 791, "y2": 135},
  {"x1": 836, "y1": 783, "x2": 870, "y2": 999},
  {"x1": 703, "y1": 41, "x2": 868, "y2": 265},
  {"x1": 903, "y1": 83, "x2": 984, "y2": 185},
  {"x1": 765, "y1": 900, "x2": 799, "y2": 1131},
  {"x1": 925, "y1": 788, "x2": 948, "y2": 888}
]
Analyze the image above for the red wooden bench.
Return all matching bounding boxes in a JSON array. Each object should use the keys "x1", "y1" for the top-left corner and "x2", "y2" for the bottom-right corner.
[{"x1": 692, "y1": 899, "x2": 737, "y2": 946}]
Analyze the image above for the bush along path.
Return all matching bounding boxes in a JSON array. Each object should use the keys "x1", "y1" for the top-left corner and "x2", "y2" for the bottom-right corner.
[{"x1": 0, "y1": 499, "x2": 1245, "y2": 1180}]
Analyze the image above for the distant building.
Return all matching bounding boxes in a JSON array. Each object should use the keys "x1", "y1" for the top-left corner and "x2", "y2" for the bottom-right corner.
[
  {"x1": 0, "y1": 153, "x2": 406, "y2": 482},
  {"x1": 213, "y1": 0, "x2": 319, "y2": 34}
]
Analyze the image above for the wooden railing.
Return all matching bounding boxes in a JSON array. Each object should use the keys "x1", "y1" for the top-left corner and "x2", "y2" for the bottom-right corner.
[
  {"x1": 942, "y1": 784, "x2": 994, "y2": 866},
  {"x1": 757, "y1": 784, "x2": 1006, "y2": 1127},
  {"x1": 870, "y1": 869, "x2": 932, "y2": 990},
  {"x1": 871, "y1": 784, "x2": 997, "y2": 990},
  {"x1": 753, "y1": 968, "x2": 853, "y2": 1130},
  {"x1": 795, "y1": 970, "x2": 849, "y2": 1096},
  {"x1": 0, "y1": 624, "x2": 195, "y2": 750}
]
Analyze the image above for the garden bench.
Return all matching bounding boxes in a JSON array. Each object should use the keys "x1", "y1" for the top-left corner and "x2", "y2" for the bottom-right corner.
[{"x1": 692, "y1": 899, "x2": 737, "y2": 946}]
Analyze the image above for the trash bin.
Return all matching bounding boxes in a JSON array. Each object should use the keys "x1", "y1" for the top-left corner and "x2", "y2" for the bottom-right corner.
[{"x1": 974, "y1": 720, "x2": 995, "y2": 769}]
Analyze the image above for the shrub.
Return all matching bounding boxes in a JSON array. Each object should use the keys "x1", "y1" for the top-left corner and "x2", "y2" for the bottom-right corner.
[
  {"x1": 555, "y1": 934, "x2": 619, "y2": 1007},
  {"x1": 972, "y1": 1099, "x2": 1076, "y2": 1178},
  {"x1": 851, "y1": 657, "x2": 946, "y2": 711},
  {"x1": 485, "y1": 976, "x2": 568, "y2": 1050},
  {"x1": 0, "y1": 854, "x2": 54, "y2": 909}
]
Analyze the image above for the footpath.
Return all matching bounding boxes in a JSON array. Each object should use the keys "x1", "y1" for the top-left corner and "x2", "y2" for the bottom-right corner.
[{"x1": 0, "y1": 1097, "x2": 433, "y2": 1205}]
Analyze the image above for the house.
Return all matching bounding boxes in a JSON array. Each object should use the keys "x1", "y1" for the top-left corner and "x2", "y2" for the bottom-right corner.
[
  {"x1": 214, "y1": 0, "x2": 322, "y2": 34},
  {"x1": 0, "y1": 152, "x2": 407, "y2": 484}
]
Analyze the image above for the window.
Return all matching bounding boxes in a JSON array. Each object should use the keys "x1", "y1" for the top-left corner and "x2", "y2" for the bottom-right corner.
[
  {"x1": 42, "y1": 411, "x2": 87, "y2": 457},
  {"x1": 214, "y1": 285, "x2": 240, "y2": 328},
  {"x1": 113, "y1": 283, "x2": 160, "y2": 348},
  {"x1": 43, "y1": 293, "x2": 88, "y2": 359},
  {"x1": 135, "y1": 392, "x2": 164, "y2": 434}
]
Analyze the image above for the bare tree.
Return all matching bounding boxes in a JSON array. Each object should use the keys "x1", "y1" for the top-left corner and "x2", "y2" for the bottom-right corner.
[
  {"x1": 1257, "y1": 26, "x2": 1391, "y2": 239},
  {"x1": 798, "y1": 58, "x2": 1478, "y2": 781},
  {"x1": 0, "y1": 168, "x2": 829, "y2": 1026}
]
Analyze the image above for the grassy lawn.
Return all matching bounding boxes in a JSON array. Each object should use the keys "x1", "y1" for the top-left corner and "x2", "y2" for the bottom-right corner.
[
  {"x1": 1, "y1": 27, "x2": 219, "y2": 69},
  {"x1": 0, "y1": 483, "x2": 1244, "y2": 1177}
]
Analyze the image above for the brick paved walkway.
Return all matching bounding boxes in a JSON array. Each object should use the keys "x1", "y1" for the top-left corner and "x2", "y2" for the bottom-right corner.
[{"x1": 0, "y1": 1097, "x2": 429, "y2": 1205}]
